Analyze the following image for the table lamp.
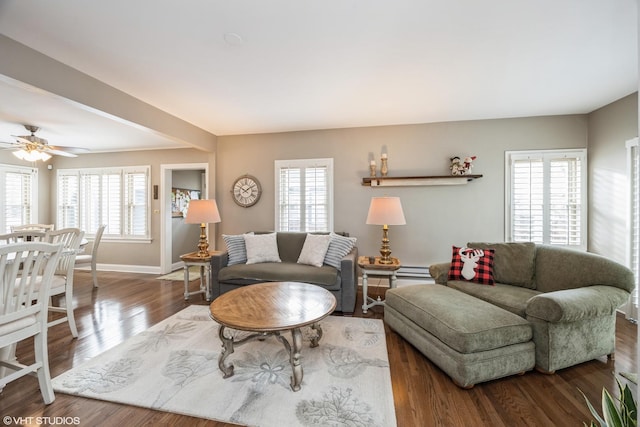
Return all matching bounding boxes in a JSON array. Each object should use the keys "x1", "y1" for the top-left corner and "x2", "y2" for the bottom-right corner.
[
  {"x1": 185, "y1": 199, "x2": 221, "y2": 257},
  {"x1": 366, "y1": 196, "x2": 406, "y2": 264}
]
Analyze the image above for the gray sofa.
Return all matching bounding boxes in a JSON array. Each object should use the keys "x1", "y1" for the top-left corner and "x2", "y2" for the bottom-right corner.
[
  {"x1": 210, "y1": 232, "x2": 358, "y2": 314},
  {"x1": 389, "y1": 242, "x2": 634, "y2": 378}
]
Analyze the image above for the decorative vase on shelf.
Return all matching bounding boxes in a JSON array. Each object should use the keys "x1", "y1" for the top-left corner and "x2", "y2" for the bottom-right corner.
[{"x1": 369, "y1": 161, "x2": 377, "y2": 177}]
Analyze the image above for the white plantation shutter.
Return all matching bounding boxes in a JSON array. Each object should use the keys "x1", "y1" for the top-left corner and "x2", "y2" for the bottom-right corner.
[
  {"x1": 275, "y1": 158, "x2": 333, "y2": 232},
  {"x1": 57, "y1": 166, "x2": 150, "y2": 239},
  {"x1": 124, "y1": 170, "x2": 148, "y2": 236},
  {"x1": 1, "y1": 164, "x2": 37, "y2": 233},
  {"x1": 626, "y1": 138, "x2": 639, "y2": 320},
  {"x1": 506, "y1": 149, "x2": 586, "y2": 249}
]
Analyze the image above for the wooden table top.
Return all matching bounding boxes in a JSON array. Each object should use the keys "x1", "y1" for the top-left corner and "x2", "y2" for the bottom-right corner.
[
  {"x1": 180, "y1": 250, "x2": 221, "y2": 262},
  {"x1": 210, "y1": 282, "x2": 337, "y2": 332},
  {"x1": 357, "y1": 256, "x2": 401, "y2": 270}
]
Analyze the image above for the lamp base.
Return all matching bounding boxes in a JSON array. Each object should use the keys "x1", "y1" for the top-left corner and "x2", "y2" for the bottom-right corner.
[
  {"x1": 378, "y1": 225, "x2": 393, "y2": 264},
  {"x1": 196, "y1": 223, "x2": 209, "y2": 257}
]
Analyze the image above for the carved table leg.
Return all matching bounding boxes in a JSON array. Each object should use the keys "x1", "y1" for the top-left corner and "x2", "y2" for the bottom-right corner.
[
  {"x1": 309, "y1": 322, "x2": 323, "y2": 348},
  {"x1": 218, "y1": 325, "x2": 235, "y2": 378},
  {"x1": 276, "y1": 328, "x2": 304, "y2": 391}
]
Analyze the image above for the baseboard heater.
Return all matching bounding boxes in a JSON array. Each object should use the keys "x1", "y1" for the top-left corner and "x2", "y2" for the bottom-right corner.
[{"x1": 395, "y1": 265, "x2": 431, "y2": 279}]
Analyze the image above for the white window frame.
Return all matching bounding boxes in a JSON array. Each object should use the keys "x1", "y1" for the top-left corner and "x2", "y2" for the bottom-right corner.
[
  {"x1": 626, "y1": 137, "x2": 639, "y2": 321},
  {"x1": 274, "y1": 158, "x2": 334, "y2": 232},
  {"x1": 505, "y1": 149, "x2": 587, "y2": 250},
  {"x1": 0, "y1": 163, "x2": 38, "y2": 233},
  {"x1": 56, "y1": 165, "x2": 151, "y2": 241}
]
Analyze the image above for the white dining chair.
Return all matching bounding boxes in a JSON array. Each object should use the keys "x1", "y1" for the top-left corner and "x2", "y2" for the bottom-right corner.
[
  {"x1": 10, "y1": 224, "x2": 55, "y2": 233},
  {"x1": 0, "y1": 231, "x2": 47, "y2": 244},
  {"x1": 74, "y1": 224, "x2": 106, "y2": 288},
  {"x1": 0, "y1": 241, "x2": 63, "y2": 404},
  {"x1": 44, "y1": 228, "x2": 84, "y2": 338}
]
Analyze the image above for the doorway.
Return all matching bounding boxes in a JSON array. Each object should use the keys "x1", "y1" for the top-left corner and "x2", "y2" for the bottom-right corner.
[{"x1": 160, "y1": 163, "x2": 209, "y2": 274}]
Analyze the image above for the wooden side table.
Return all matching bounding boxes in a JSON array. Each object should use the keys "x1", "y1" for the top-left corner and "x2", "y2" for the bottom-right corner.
[
  {"x1": 358, "y1": 256, "x2": 401, "y2": 314},
  {"x1": 179, "y1": 251, "x2": 220, "y2": 301}
]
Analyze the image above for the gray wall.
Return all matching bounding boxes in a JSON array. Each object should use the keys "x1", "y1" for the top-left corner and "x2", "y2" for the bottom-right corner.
[
  {"x1": 216, "y1": 114, "x2": 588, "y2": 267},
  {"x1": 0, "y1": 148, "x2": 215, "y2": 270},
  {"x1": 587, "y1": 93, "x2": 638, "y2": 264},
  {"x1": 2, "y1": 94, "x2": 635, "y2": 270}
]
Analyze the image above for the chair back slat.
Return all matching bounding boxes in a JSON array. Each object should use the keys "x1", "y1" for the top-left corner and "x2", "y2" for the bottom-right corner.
[
  {"x1": 10, "y1": 224, "x2": 54, "y2": 233},
  {"x1": 45, "y1": 228, "x2": 84, "y2": 275},
  {"x1": 0, "y1": 231, "x2": 47, "y2": 244},
  {"x1": 0, "y1": 242, "x2": 63, "y2": 325}
]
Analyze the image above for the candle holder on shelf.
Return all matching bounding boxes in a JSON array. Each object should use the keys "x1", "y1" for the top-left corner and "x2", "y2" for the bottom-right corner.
[
  {"x1": 369, "y1": 161, "x2": 377, "y2": 177},
  {"x1": 380, "y1": 155, "x2": 388, "y2": 176}
]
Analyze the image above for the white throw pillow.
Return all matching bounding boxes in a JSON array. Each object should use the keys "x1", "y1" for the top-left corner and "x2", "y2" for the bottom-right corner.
[
  {"x1": 297, "y1": 234, "x2": 332, "y2": 267},
  {"x1": 244, "y1": 232, "x2": 281, "y2": 264}
]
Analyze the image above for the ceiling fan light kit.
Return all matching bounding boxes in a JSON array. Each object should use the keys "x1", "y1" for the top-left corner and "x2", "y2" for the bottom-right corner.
[
  {"x1": 0, "y1": 124, "x2": 88, "y2": 162},
  {"x1": 12, "y1": 149, "x2": 51, "y2": 162}
]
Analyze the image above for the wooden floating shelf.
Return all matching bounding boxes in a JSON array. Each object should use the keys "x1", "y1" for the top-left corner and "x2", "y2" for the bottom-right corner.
[{"x1": 362, "y1": 174, "x2": 483, "y2": 187}]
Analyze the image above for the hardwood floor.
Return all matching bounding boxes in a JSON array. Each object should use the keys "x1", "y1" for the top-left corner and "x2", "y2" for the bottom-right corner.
[{"x1": 0, "y1": 272, "x2": 636, "y2": 426}]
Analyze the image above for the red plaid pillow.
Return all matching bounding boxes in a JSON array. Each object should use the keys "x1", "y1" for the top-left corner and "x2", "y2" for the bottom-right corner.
[{"x1": 448, "y1": 246, "x2": 495, "y2": 285}]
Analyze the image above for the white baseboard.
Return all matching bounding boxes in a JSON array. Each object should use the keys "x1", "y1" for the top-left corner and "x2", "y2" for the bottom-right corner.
[{"x1": 75, "y1": 263, "x2": 162, "y2": 274}]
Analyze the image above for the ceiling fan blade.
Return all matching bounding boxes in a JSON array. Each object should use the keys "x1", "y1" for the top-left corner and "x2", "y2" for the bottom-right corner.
[
  {"x1": 49, "y1": 145, "x2": 90, "y2": 154},
  {"x1": 0, "y1": 141, "x2": 19, "y2": 148},
  {"x1": 43, "y1": 147, "x2": 77, "y2": 157}
]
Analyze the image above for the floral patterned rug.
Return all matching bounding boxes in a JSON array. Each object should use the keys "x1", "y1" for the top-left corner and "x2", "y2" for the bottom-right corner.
[{"x1": 52, "y1": 305, "x2": 397, "y2": 427}]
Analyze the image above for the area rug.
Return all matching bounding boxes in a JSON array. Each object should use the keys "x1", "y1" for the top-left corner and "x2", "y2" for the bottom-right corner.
[
  {"x1": 156, "y1": 265, "x2": 200, "y2": 281},
  {"x1": 52, "y1": 305, "x2": 397, "y2": 427}
]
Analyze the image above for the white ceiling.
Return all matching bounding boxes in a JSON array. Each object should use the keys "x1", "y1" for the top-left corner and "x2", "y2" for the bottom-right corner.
[{"x1": 0, "y1": 0, "x2": 637, "y2": 152}]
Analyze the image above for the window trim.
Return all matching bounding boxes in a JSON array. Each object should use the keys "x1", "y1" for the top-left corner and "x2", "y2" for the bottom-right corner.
[
  {"x1": 625, "y1": 137, "x2": 639, "y2": 320},
  {"x1": 504, "y1": 148, "x2": 587, "y2": 250},
  {"x1": 0, "y1": 163, "x2": 38, "y2": 233},
  {"x1": 56, "y1": 165, "x2": 151, "y2": 241},
  {"x1": 274, "y1": 158, "x2": 334, "y2": 232}
]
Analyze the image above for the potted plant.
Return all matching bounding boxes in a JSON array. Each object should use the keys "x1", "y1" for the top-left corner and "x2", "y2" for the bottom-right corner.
[{"x1": 580, "y1": 377, "x2": 637, "y2": 427}]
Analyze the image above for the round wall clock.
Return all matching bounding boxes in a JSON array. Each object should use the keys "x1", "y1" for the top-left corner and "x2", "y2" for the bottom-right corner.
[{"x1": 232, "y1": 174, "x2": 262, "y2": 207}]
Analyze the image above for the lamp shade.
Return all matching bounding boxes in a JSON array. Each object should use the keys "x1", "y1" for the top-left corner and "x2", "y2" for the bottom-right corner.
[
  {"x1": 185, "y1": 199, "x2": 221, "y2": 224},
  {"x1": 366, "y1": 196, "x2": 406, "y2": 225}
]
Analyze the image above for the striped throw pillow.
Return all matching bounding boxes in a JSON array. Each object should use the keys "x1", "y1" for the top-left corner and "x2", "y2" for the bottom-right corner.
[
  {"x1": 324, "y1": 232, "x2": 357, "y2": 270},
  {"x1": 222, "y1": 232, "x2": 254, "y2": 265}
]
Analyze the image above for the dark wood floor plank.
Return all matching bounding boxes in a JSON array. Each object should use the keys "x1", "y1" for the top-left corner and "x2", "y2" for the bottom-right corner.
[{"x1": 0, "y1": 272, "x2": 635, "y2": 426}]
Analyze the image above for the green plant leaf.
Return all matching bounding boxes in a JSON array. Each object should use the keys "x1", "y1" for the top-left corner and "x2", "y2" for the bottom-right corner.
[
  {"x1": 602, "y1": 387, "x2": 624, "y2": 427},
  {"x1": 580, "y1": 388, "x2": 606, "y2": 426}
]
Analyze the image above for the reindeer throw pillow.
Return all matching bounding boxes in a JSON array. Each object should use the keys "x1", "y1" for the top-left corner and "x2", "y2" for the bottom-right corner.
[{"x1": 447, "y1": 246, "x2": 495, "y2": 285}]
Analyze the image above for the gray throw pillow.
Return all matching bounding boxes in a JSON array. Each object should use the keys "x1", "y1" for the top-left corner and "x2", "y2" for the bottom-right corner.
[
  {"x1": 467, "y1": 242, "x2": 536, "y2": 288},
  {"x1": 324, "y1": 232, "x2": 357, "y2": 270},
  {"x1": 222, "y1": 232, "x2": 254, "y2": 265}
]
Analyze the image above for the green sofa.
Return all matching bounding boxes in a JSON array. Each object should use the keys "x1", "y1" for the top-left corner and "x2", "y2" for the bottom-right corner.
[
  {"x1": 426, "y1": 242, "x2": 634, "y2": 373},
  {"x1": 210, "y1": 232, "x2": 358, "y2": 314}
]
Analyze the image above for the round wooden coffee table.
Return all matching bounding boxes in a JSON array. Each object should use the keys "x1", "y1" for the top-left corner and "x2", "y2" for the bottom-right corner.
[{"x1": 209, "y1": 281, "x2": 337, "y2": 391}]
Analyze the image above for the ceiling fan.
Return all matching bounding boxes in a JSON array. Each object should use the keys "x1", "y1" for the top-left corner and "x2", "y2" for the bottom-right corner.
[{"x1": 0, "y1": 125, "x2": 89, "y2": 161}]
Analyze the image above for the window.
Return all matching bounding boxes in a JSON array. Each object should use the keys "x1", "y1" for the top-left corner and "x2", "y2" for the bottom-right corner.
[
  {"x1": 275, "y1": 158, "x2": 333, "y2": 232},
  {"x1": 505, "y1": 149, "x2": 587, "y2": 249},
  {"x1": 626, "y1": 138, "x2": 639, "y2": 321},
  {"x1": 57, "y1": 166, "x2": 150, "y2": 239},
  {"x1": 0, "y1": 164, "x2": 38, "y2": 233}
]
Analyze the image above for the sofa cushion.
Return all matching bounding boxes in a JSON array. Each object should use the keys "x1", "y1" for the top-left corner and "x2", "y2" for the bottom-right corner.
[
  {"x1": 447, "y1": 280, "x2": 541, "y2": 317},
  {"x1": 222, "y1": 232, "x2": 253, "y2": 265},
  {"x1": 448, "y1": 246, "x2": 495, "y2": 285},
  {"x1": 324, "y1": 233, "x2": 357, "y2": 270},
  {"x1": 245, "y1": 233, "x2": 281, "y2": 264},
  {"x1": 385, "y1": 285, "x2": 532, "y2": 354},
  {"x1": 297, "y1": 234, "x2": 331, "y2": 267},
  {"x1": 467, "y1": 242, "x2": 536, "y2": 289},
  {"x1": 218, "y1": 262, "x2": 340, "y2": 290}
]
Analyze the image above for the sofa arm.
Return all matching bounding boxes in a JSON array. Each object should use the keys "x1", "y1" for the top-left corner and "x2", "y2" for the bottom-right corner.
[
  {"x1": 209, "y1": 251, "x2": 229, "y2": 299},
  {"x1": 429, "y1": 262, "x2": 450, "y2": 285},
  {"x1": 339, "y1": 246, "x2": 358, "y2": 313},
  {"x1": 526, "y1": 285, "x2": 631, "y2": 323}
]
